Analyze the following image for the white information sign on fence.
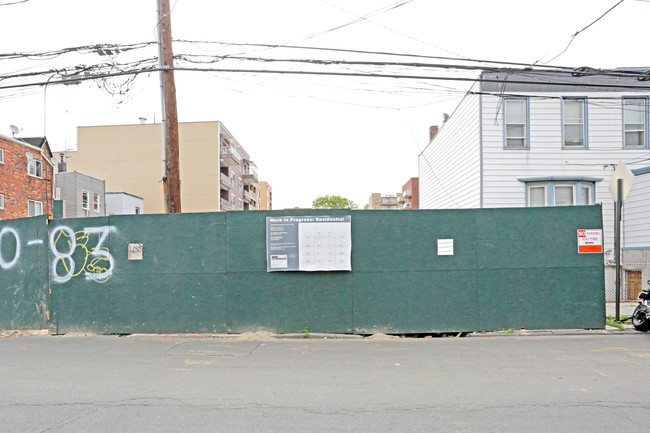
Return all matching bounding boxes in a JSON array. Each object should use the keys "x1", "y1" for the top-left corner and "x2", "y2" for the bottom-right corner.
[
  {"x1": 577, "y1": 229, "x2": 603, "y2": 254},
  {"x1": 266, "y1": 215, "x2": 351, "y2": 272}
]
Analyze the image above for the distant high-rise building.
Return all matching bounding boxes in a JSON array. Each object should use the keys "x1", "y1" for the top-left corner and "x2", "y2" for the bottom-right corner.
[{"x1": 65, "y1": 121, "x2": 266, "y2": 213}]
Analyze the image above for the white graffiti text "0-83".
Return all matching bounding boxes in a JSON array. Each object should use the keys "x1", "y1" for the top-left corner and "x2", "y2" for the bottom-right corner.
[{"x1": 0, "y1": 225, "x2": 115, "y2": 284}]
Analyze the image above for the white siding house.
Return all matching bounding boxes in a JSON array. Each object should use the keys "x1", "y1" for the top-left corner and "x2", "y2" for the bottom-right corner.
[
  {"x1": 419, "y1": 85, "x2": 481, "y2": 209},
  {"x1": 624, "y1": 167, "x2": 650, "y2": 249},
  {"x1": 106, "y1": 192, "x2": 144, "y2": 215},
  {"x1": 622, "y1": 167, "x2": 650, "y2": 298},
  {"x1": 419, "y1": 69, "x2": 650, "y2": 300}
]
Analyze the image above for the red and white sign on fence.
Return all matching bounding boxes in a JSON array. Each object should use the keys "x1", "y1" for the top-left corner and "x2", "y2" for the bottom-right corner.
[{"x1": 577, "y1": 229, "x2": 603, "y2": 254}]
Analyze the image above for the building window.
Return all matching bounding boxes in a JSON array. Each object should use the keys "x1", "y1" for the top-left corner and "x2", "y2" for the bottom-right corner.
[
  {"x1": 623, "y1": 98, "x2": 647, "y2": 148},
  {"x1": 28, "y1": 200, "x2": 43, "y2": 217},
  {"x1": 523, "y1": 179, "x2": 596, "y2": 207},
  {"x1": 231, "y1": 196, "x2": 235, "y2": 206},
  {"x1": 238, "y1": 198, "x2": 243, "y2": 209},
  {"x1": 528, "y1": 185, "x2": 546, "y2": 207},
  {"x1": 554, "y1": 184, "x2": 575, "y2": 206},
  {"x1": 0, "y1": 194, "x2": 4, "y2": 209},
  {"x1": 504, "y1": 98, "x2": 528, "y2": 149},
  {"x1": 0, "y1": 148, "x2": 4, "y2": 163},
  {"x1": 563, "y1": 98, "x2": 587, "y2": 148},
  {"x1": 93, "y1": 193, "x2": 100, "y2": 212},
  {"x1": 238, "y1": 178, "x2": 243, "y2": 190},
  {"x1": 580, "y1": 184, "x2": 592, "y2": 205},
  {"x1": 28, "y1": 159, "x2": 43, "y2": 177},
  {"x1": 81, "y1": 191, "x2": 89, "y2": 210}
]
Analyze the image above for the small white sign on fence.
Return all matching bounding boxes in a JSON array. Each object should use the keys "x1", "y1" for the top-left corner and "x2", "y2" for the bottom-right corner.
[{"x1": 577, "y1": 229, "x2": 602, "y2": 254}]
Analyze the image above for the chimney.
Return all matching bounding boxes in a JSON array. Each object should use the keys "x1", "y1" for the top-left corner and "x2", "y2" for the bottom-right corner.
[
  {"x1": 429, "y1": 125, "x2": 439, "y2": 141},
  {"x1": 58, "y1": 152, "x2": 67, "y2": 173}
]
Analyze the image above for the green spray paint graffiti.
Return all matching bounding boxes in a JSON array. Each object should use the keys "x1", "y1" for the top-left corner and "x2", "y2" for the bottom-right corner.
[{"x1": 50, "y1": 225, "x2": 115, "y2": 284}]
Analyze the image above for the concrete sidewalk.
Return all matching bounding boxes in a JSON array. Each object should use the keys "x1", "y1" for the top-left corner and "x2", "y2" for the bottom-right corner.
[
  {"x1": 605, "y1": 301, "x2": 638, "y2": 317},
  {"x1": 1, "y1": 302, "x2": 645, "y2": 339}
]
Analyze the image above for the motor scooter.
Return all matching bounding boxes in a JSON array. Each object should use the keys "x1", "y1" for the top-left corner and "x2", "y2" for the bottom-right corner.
[{"x1": 631, "y1": 279, "x2": 650, "y2": 332}]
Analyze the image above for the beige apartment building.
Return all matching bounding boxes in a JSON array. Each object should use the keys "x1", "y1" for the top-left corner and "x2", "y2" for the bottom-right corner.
[
  {"x1": 253, "y1": 181, "x2": 272, "y2": 210},
  {"x1": 65, "y1": 121, "x2": 262, "y2": 214},
  {"x1": 365, "y1": 192, "x2": 403, "y2": 210}
]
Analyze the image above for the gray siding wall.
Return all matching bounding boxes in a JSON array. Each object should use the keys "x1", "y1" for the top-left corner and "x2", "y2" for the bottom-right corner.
[
  {"x1": 624, "y1": 171, "x2": 650, "y2": 249},
  {"x1": 55, "y1": 172, "x2": 106, "y2": 218}
]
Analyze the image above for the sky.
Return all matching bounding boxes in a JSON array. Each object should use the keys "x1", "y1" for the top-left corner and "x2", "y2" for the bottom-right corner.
[{"x1": 1, "y1": 0, "x2": 649, "y2": 210}]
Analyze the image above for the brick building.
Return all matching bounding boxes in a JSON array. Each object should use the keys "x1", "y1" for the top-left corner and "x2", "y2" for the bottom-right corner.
[
  {"x1": 0, "y1": 134, "x2": 55, "y2": 220},
  {"x1": 400, "y1": 177, "x2": 419, "y2": 209}
]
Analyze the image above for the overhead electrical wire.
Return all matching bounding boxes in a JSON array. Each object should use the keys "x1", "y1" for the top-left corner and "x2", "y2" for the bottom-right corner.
[
  {"x1": 0, "y1": 0, "x2": 31, "y2": 6},
  {"x1": 174, "y1": 39, "x2": 583, "y2": 71},
  {"x1": 536, "y1": 0, "x2": 626, "y2": 65},
  {"x1": 298, "y1": 0, "x2": 414, "y2": 42},
  {"x1": 317, "y1": 0, "x2": 474, "y2": 63},
  {"x1": 3, "y1": 63, "x2": 650, "y2": 92}
]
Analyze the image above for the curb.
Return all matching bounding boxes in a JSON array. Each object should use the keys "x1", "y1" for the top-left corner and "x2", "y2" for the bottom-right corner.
[{"x1": 467, "y1": 328, "x2": 643, "y2": 337}]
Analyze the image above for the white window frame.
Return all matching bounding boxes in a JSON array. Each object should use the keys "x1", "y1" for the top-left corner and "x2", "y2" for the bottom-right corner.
[
  {"x1": 553, "y1": 184, "x2": 576, "y2": 206},
  {"x1": 504, "y1": 98, "x2": 529, "y2": 149},
  {"x1": 0, "y1": 193, "x2": 4, "y2": 209},
  {"x1": 92, "y1": 193, "x2": 100, "y2": 212},
  {"x1": 579, "y1": 184, "x2": 593, "y2": 206},
  {"x1": 81, "y1": 190, "x2": 89, "y2": 210},
  {"x1": 28, "y1": 159, "x2": 43, "y2": 178},
  {"x1": 562, "y1": 98, "x2": 587, "y2": 149},
  {"x1": 0, "y1": 148, "x2": 4, "y2": 164},
  {"x1": 623, "y1": 97, "x2": 647, "y2": 149},
  {"x1": 28, "y1": 199, "x2": 43, "y2": 217},
  {"x1": 525, "y1": 180, "x2": 595, "y2": 207},
  {"x1": 527, "y1": 184, "x2": 547, "y2": 207}
]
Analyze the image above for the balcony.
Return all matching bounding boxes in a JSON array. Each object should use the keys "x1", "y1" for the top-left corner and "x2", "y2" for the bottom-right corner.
[
  {"x1": 220, "y1": 172, "x2": 232, "y2": 190},
  {"x1": 398, "y1": 196, "x2": 405, "y2": 203},
  {"x1": 404, "y1": 202, "x2": 412, "y2": 209},
  {"x1": 220, "y1": 146, "x2": 242, "y2": 167},
  {"x1": 243, "y1": 190, "x2": 256, "y2": 202},
  {"x1": 242, "y1": 165, "x2": 258, "y2": 185},
  {"x1": 403, "y1": 189, "x2": 412, "y2": 198},
  {"x1": 220, "y1": 198, "x2": 232, "y2": 210}
]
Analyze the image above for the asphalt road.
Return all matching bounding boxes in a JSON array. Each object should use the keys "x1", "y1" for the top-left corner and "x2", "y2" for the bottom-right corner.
[{"x1": 1, "y1": 333, "x2": 650, "y2": 432}]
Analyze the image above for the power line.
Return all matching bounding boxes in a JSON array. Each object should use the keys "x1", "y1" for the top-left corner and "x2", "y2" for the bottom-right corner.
[
  {"x1": 174, "y1": 39, "x2": 581, "y2": 71},
  {"x1": 3, "y1": 65, "x2": 650, "y2": 92},
  {"x1": 537, "y1": 0, "x2": 626, "y2": 65},
  {"x1": 0, "y1": 0, "x2": 31, "y2": 6},
  {"x1": 299, "y1": 0, "x2": 414, "y2": 42}
]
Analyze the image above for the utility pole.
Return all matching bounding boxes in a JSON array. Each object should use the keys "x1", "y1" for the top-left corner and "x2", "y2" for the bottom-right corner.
[{"x1": 157, "y1": 0, "x2": 181, "y2": 213}]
